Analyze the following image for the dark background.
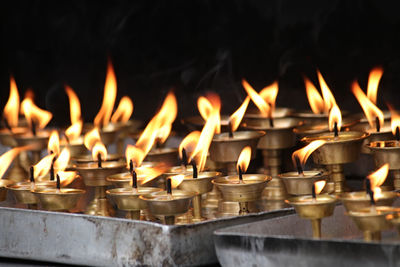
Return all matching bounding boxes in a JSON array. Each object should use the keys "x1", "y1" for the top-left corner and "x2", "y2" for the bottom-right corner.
[{"x1": 1, "y1": 0, "x2": 400, "y2": 127}]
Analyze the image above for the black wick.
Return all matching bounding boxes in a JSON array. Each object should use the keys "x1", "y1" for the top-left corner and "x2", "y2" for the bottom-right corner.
[
  {"x1": 191, "y1": 160, "x2": 198, "y2": 178},
  {"x1": 30, "y1": 166, "x2": 35, "y2": 183},
  {"x1": 31, "y1": 120, "x2": 36, "y2": 136},
  {"x1": 166, "y1": 178, "x2": 172, "y2": 194},
  {"x1": 130, "y1": 159, "x2": 137, "y2": 189},
  {"x1": 334, "y1": 122, "x2": 339, "y2": 137},
  {"x1": 366, "y1": 178, "x2": 376, "y2": 206},
  {"x1": 312, "y1": 183, "x2": 316, "y2": 199},
  {"x1": 375, "y1": 117, "x2": 380, "y2": 133},
  {"x1": 295, "y1": 155, "x2": 303, "y2": 175},
  {"x1": 181, "y1": 148, "x2": 188, "y2": 166},
  {"x1": 56, "y1": 174, "x2": 61, "y2": 190},
  {"x1": 396, "y1": 126, "x2": 400, "y2": 141},
  {"x1": 238, "y1": 165, "x2": 243, "y2": 181},
  {"x1": 97, "y1": 153, "x2": 102, "y2": 168},
  {"x1": 50, "y1": 152, "x2": 56, "y2": 181},
  {"x1": 228, "y1": 120, "x2": 234, "y2": 138}
]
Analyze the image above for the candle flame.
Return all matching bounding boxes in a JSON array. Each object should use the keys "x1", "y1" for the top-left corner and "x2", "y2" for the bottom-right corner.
[
  {"x1": 20, "y1": 95, "x2": 52, "y2": 131},
  {"x1": 3, "y1": 76, "x2": 20, "y2": 128},
  {"x1": 314, "y1": 180, "x2": 326, "y2": 195},
  {"x1": 179, "y1": 131, "x2": 201, "y2": 160},
  {"x1": 83, "y1": 128, "x2": 101, "y2": 151},
  {"x1": 125, "y1": 145, "x2": 146, "y2": 168},
  {"x1": 54, "y1": 147, "x2": 71, "y2": 171},
  {"x1": 368, "y1": 163, "x2": 389, "y2": 192},
  {"x1": 0, "y1": 146, "x2": 32, "y2": 179},
  {"x1": 33, "y1": 154, "x2": 56, "y2": 179},
  {"x1": 94, "y1": 59, "x2": 117, "y2": 128},
  {"x1": 229, "y1": 97, "x2": 250, "y2": 133},
  {"x1": 367, "y1": 67, "x2": 383, "y2": 105},
  {"x1": 65, "y1": 121, "x2": 83, "y2": 142},
  {"x1": 304, "y1": 76, "x2": 324, "y2": 114},
  {"x1": 47, "y1": 130, "x2": 60, "y2": 156},
  {"x1": 292, "y1": 140, "x2": 327, "y2": 169},
  {"x1": 242, "y1": 79, "x2": 270, "y2": 117},
  {"x1": 170, "y1": 174, "x2": 185, "y2": 188},
  {"x1": 197, "y1": 96, "x2": 213, "y2": 121},
  {"x1": 197, "y1": 93, "x2": 221, "y2": 134},
  {"x1": 111, "y1": 96, "x2": 134, "y2": 123},
  {"x1": 65, "y1": 85, "x2": 81, "y2": 125},
  {"x1": 328, "y1": 104, "x2": 342, "y2": 132},
  {"x1": 388, "y1": 104, "x2": 400, "y2": 137},
  {"x1": 259, "y1": 81, "x2": 278, "y2": 115},
  {"x1": 92, "y1": 141, "x2": 107, "y2": 162},
  {"x1": 317, "y1": 70, "x2": 337, "y2": 114},
  {"x1": 236, "y1": 146, "x2": 251, "y2": 174},
  {"x1": 139, "y1": 165, "x2": 170, "y2": 185},
  {"x1": 352, "y1": 80, "x2": 384, "y2": 130},
  {"x1": 57, "y1": 171, "x2": 78, "y2": 186}
]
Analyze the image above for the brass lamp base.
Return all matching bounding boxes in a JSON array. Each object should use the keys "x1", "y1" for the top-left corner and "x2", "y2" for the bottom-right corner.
[{"x1": 85, "y1": 186, "x2": 115, "y2": 217}]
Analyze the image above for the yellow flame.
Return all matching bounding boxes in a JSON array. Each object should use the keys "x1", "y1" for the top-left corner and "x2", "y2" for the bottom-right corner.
[
  {"x1": 236, "y1": 146, "x2": 251, "y2": 174},
  {"x1": 242, "y1": 79, "x2": 270, "y2": 117},
  {"x1": 292, "y1": 140, "x2": 327, "y2": 169},
  {"x1": 0, "y1": 146, "x2": 32, "y2": 179},
  {"x1": 54, "y1": 147, "x2": 70, "y2": 171},
  {"x1": 367, "y1": 67, "x2": 383, "y2": 104},
  {"x1": 388, "y1": 104, "x2": 400, "y2": 137},
  {"x1": 314, "y1": 180, "x2": 326, "y2": 195},
  {"x1": 92, "y1": 141, "x2": 107, "y2": 162},
  {"x1": 352, "y1": 81, "x2": 384, "y2": 129},
  {"x1": 259, "y1": 81, "x2": 278, "y2": 115},
  {"x1": 368, "y1": 163, "x2": 389, "y2": 192},
  {"x1": 157, "y1": 124, "x2": 172, "y2": 145},
  {"x1": 328, "y1": 104, "x2": 342, "y2": 132},
  {"x1": 170, "y1": 174, "x2": 185, "y2": 188},
  {"x1": 139, "y1": 165, "x2": 170, "y2": 185},
  {"x1": 94, "y1": 60, "x2": 117, "y2": 127},
  {"x1": 20, "y1": 97, "x2": 52, "y2": 130},
  {"x1": 125, "y1": 145, "x2": 146, "y2": 168},
  {"x1": 197, "y1": 96, "x2": 213, "y2": 121},
  {"x1": 65, "y1": 85, "x2": 81, "y2": 125},
  {"x1": 33, "y1": 154, "x2": 56, "y2": 179},
  {"x1": 83, "y1": 128, "x2": 101, "y2": 150},
  {"x1": 65, "y1": 121, "x2": 83, "y2": 142},
  {"x1": 197, "y1": 93, "x2": 221, "y2": 134},
  {"x1": 229, "y1": 97, "x2": 250, "y2": 132},
  {"x1": 58, "y1": 171, "x2": 78, "y2": 186},
  {"x1": 179, "y1": 131, "x2": 201, "y2": 160},
  {"x1": 48, "y1": 130, "x2": 60, "y2": 155},
  {"x1": 304, "y1": 76, "x2": 324, "y2": 114},
  {"x1": 111, "y1": 96, "x2": 134, "y2": 123},
  {"x1": 317, "y1": 70, "x2": 337, "y2": 113},
  {"x1": 3, "y1": 76, "x2": 20, "y2": 128}
]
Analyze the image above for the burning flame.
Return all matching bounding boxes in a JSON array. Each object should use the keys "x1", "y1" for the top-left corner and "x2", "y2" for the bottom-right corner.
[
  {"x1": 179, "y1": 131, "x2": 201, "y2": 160},
  {"x1": 139, "y1": 165, "x2": 170, "y2": 185},
  {"x1": 170, "y1": 174, "x2": 185, "y2": 188},
  {"x1": 304, "y1": 76, "x2": 324, "y2": 114},
  {"x1": 328, "y1": 104, "x2": 342, "y2": 132},
  {"x1": 314, "y1": 180, "x2": 326, "y2": 195},
  {"x1": 94, "y1": 60, "x2": 117, "y2": 127},
  {"x1": 242, "y1": 79, "x2": 270, "y2": 117},
  {"x1": 317, "y1": 70, "x2": 337, "y2": 113},
  {"x1": 65, "y1": 85, "x2": 81, "y2": 125},
  {"x1": 197, "y1": 93, "x2": 221, "y2": 134},
  {"x1": 48, "y1": 130, "x2": 60, "y2": 155},
  {"x1": 229, "y1": 96, "x2": 250, "y2": 132},
  {"x1": 20, "y1": 96, "x2": 52, "y2": 130},
  {"x1": 33, "y1": 154, "x2": 56, "y2": 179},
  {"x1": 135, "y1": 92, "x2": 177, "y2": 155},
  {"x1": 3, "y1": 76, "x2": 20, "y2": 128},
  {"x1": 198, "y1": 96, "x2": 213, "y2": 120},
  {"x1": 236, "y1": 146, "x2": 251, "y2": 174},
  {"x1": 368, "y1": 163, "x2": 389, "y2": 193},
  {"x1": 92, "y1": 141, "x2": 107, "y2": 162},
  {"x1": 111, "y1": 96, "x2": 134, "y2": 123},
  {"x1": 54, "y1": 147, "x2": 70, "y2": 171},
  {"x1": 58, "y1": 171, "x2": 78, "y2": 186},
  {"x1": 259, "y1": 81, "x2": 278, "y2": 114},
  {"x1": 125, "y1": 145, "x2": 146, "y2": 168},
  {"x1": 0, "y1": 146, "x2": 32, "y2": 178},
  {"x1": 388, "y1": 104, "x2": 400, "y2": 137},
  {"x1": 84, "y1": 128, "x2": 101, "y2": 150},
  {"x1": 65, "y1": 121, "x2": 83, "y2": 142},
  {"x1": 292, "y1": 140, "x2": 327, "y2": 169},
  {"x1": 352, "y1": 81, "x2": 384, "y2": 130},
  {"x1": 367, "y1": 67, "x2": 383, "y2": 104},
  {"x1": 157, "y1": 124, "x2": 172, "y2": 145}
]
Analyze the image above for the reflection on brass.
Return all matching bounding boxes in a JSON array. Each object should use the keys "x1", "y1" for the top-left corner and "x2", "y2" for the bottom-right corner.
[
  {"x1": 0, "y1": 179, "x2": 13, "y2": 201},
  {"x1": 339, "y1": 191, "x2": 398, "y2": 212},
  {"x1": 7, "y1": 181, "x2": 56, "y2": 205},
  {"x1": 75, "y1": 161, "x2": 126, "y2": 187},
  {"x1": 33, "y1": 188, "x2": 85, "y2": 211},
  {"x1": 280, "y1": 170, "x2": 328, "y2": 196},
  {"x1": 145, "y1": 148, "x2": 179, "y2": 166}
]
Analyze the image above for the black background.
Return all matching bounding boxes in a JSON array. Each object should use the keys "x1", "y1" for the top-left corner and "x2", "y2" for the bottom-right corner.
[{"x1": 1, "y1": 0, "x2": 400, "y2": 127}]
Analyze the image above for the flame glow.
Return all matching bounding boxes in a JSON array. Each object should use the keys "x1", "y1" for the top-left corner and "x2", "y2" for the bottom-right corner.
[
  {"x1": 92, "y1": 142, "x2": 107, "y2": 162},
  {"x1": 314, "y1": 180, "x2": 326, "y2": 195},
  {"x1": 125, "y1": 145, "x2": 146, "y2": 168},
  {"x1": 242, "y1": 79, "x2": 270, "y2": 117},
  {"x1": 368, "y1": 163, "x2": 389, "y2": 192},
  {"x1": 328, "y1": 104, "x2": 342, "y2": 132},
  {"x1": 170, "y1": 174, "x2": 185, "y2": 188},
  {"x1": 179, "y1": 131, "x2": 201, "y2": 160},
  {"x1": 352, "y1": 81, "x2": 384, "y2": 129},
  {"x1": 197, "y1": 93, "x2": 221, "y2": 134},
  {"x1": 94, "y1": 60, "x2": 117, "y2": 127},
  {"x1": 236, "y1": 146, "x2": 251, "y2": 174},
  {"x1": 33, "y1": 154, "x2": 56, "y2": 179},
  {"x1": 54, "y1": 147, "x2": 70, "y2": 171},
  {"x1": 292, "y1": 140, "x2": 327, "y2": 169},
  {"x1": 197, "y1": 96, "x2": 213, "y2": 121},
  {"x1": 20, "y1": 97, "x2": 52, "y2": 130},
  {"x1": 317, "y1": 70, "x2": 337, "y2": 113},
  {"x1": 304, "y1": 76, "x2": 324, "y2": 114},
  {"x1": 367, "y1": 67, "x2": 383, "y2": 104},
  {"x1": 229, "y1": 97, "x2": 250, "y2": 132},
  {"x1": 259, "y1": 81, "x2": 278, "y2": 115},
  {"x1": 84, "y1": 128, "x2": 101, "y2": 150},
  {"x1": 388, "y1": 104, "x2": 400, "y2": 137},
  {"x1": 3, "y1": 76, "x2": 20, "y2": 128},
  {"x1": 65, "y1": 121, "x2": 83, "y2": 142},
  {"x1": 65, "y1": 85, "x2": 81, "y2": 125},
  {"x1": 58, "y1": 171, "x2": 78, "y2": 186},
  {"x1": 111, "y1": 96, "x2": 134, "y2": 123},
  {"x1": 48, "y1": 130, "x2": 60, "y2": 155},
  {"x1": 139, "y1": 165, "x2": 170, "y2": 185},
  {"x1": 0, "y1": 146, "x2": 31, "y2": 179}
]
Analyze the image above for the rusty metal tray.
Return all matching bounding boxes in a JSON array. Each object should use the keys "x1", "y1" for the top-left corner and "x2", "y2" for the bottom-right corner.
[{"x1": 214, "y1": 205, "x2": 400, "y2": 267}]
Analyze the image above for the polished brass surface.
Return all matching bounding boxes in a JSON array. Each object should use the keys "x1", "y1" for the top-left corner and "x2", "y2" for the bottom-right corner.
[
  {"x1": 386, "y1": 213, "x2": 400, "y2": 234},
  {"x1": 350, "y1": 119, "x2": 392, "y2": 154},
  {"x1": 106, "y1": 163, "x2": 160, "y2": 188},
  {"x1": 0, "y1": 179, "x2": 13, "y2": 201},
  {"x1": 75, "y1": 161, "x2": 126, "y2": 187},
  {"x1": 0, "y1": 127, "x2": 27, "y2": 147},
  {"x1": 72, "y1": 153, "x2": 123, "y2": 164},
  {"x1": 326, "y1": 164, "x2": 346, "y2": 194},
  {"x1": 140, "y1": 190, "x2": 196, "y2": 225},
  {"x1": 280, "y1": 170, "x2": 328, "y2": 195},
  {"x1": 244, "y1": 107, "x2": 293, "y2": 119},
  {"x1": 339, "y1": 191, "x2": 398, "y2": 212},
  {"x1": 145, "y1": 148, "x2": 179, "y2": 165},
  {"x1": 163, "y1": 165, "x2": 193, "y2": 178},
  {"x1": 294, "y1": 117, "x2": 358, "y2": 139},
  {"x1": 33, "y1": 188, "x2": 85, "y2": 211},
  {"x1": 106, "y1": 187, "x2": 162, "y2": 211},
  {"x1": 261, "y1": 178, "x2": 288, "y2": 201},
  {"x1": 183, "y1": 115, "x2": 230, "y2": 131},
  {"x1": 85, "y1": 186, "x2": 115, "y2": 216},
  {"x1": 5, "y1": 155, "x2": 27, "y2": 182},
  {"x1": 302, "y1": 131, "x2": 369, "y2": 165},
  {"x1": 368, "y1": 140, "x2": 400, "y2": 169},
  {"x1": 7, "y1": 181, "x2": 56, "y2": 205},
  {"x1": 209, "y1": 131, "x2": 265, "y2": 163},
  {"x1": 203, "y1": 185, "x2": 223, "y2": 213},
  {"x1": 213, "y1": 174, "x2": 271, "y2": 203},
  {"x1": 348, "y1": 206, "x2": 398, "y2": 241},
  {"x1": 61, "y1": 143, "x2": 87, "y2": 158},
  {"x1": 14, "y1": 132, "x2": 50, "y2": 151}
]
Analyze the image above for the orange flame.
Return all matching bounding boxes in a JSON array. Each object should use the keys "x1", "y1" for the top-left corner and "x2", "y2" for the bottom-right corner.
[
  {"x1": 92, "y1": 141, "x2": 107, "y2": 162},
  {"x1": 367, "y1": 67, "x2": 383, "y2": 104},
  {"x1": 236, "y1": 146, "x2": 251, "y2": 173},
  {"x1": 125, "y1": 145, "x2": 146, "y2": 168},
  {"x1": 157, "y1": 124, "x2": 172, "y2": 145},
  {"x1": 352, "y1": 81, "x2": 384, "y2": 129},
  {"x1": 229, "y1": 97, "x2": 250, "y2": 132},
  {"x1": 135, "y1": 92, "x2": 177, "y2": 155},
  {"x1": 259, "y1": 81, "x2": 278, "y2": 114},
  {"x1": 304, "y1": 76, "x2": 324, "y2": 114},
  {"x1": 368, "y1": 163, "x2": 389, "y2": 192},
  {"x1": 0, "y1": 146, "x2": 32, "y2": 178},
  {"x1": 328, "y1": 104, "x2": 342, "y2": 132},
  {"x1": 388, "y1": 104, "x2": 400, "y2": 137},
  {"x1": 48, "y1": 130, "x2": 60, "y2": 156},
  {"x1": 54, "y1": 147, "x2": 70, "y2": 171},
  {"x1": 242, "y1": 79, "x2": 270, "y2": 117},
  {"x1": 3, "y1": 76, "x2": 20, "y2": 128},
  {"x1": 65, "y1": 121, "x2": 83, "y2": 142},
  {"x1": 197, "y1": 96, "x2": 213, "y2": 121},
  {"x1": 179, "y1": 131, "x2": 201, "y2": 160},
  {"x1": 20, "y1": 97, "x2": 52, "y2": 130},
  {"x1": 94, "y1": 60, "x2": 117, "y2": 127},
  {"x1": 139, "y1": 165, "x2": 170, "y2": 185},
  {"x1": 292, "y1": 140, "x2": 327, "y2": 169},
  {"x1": 58, "y1": 171, "x2": 78, "y2": 186},
  {"x1": 33, "y1": 154, "x2": 56, "y2": 179},
  {"x1": 65, "y1": 85, "x2": 81, "y2": 125},
  {"x1": 170, "y1": 174, "x2": 185, "y2": 188},
  {"x1": 111, "y1": 96, "x2": 134, "y2": 123},
  {"x1": 317, "y1": 70, "x2": 337, "y2": 113},
  {"x1": 83, "y1": 128, "x2": 101, "y2": 150},
  {"x1": 197, "y1": 93, "x2": 221, "y2": 134},
  {"x1": 314, "y1": 180, "x2": 326, "y2": 195}
]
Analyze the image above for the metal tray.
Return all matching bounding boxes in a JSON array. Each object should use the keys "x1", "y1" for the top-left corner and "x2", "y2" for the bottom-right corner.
[
  {"x1": 0, "y1": 203, "x2": 292, "y2": 266},
  {"x1": 214, "y1": 205, "x2": 400, "y2": 267}
]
